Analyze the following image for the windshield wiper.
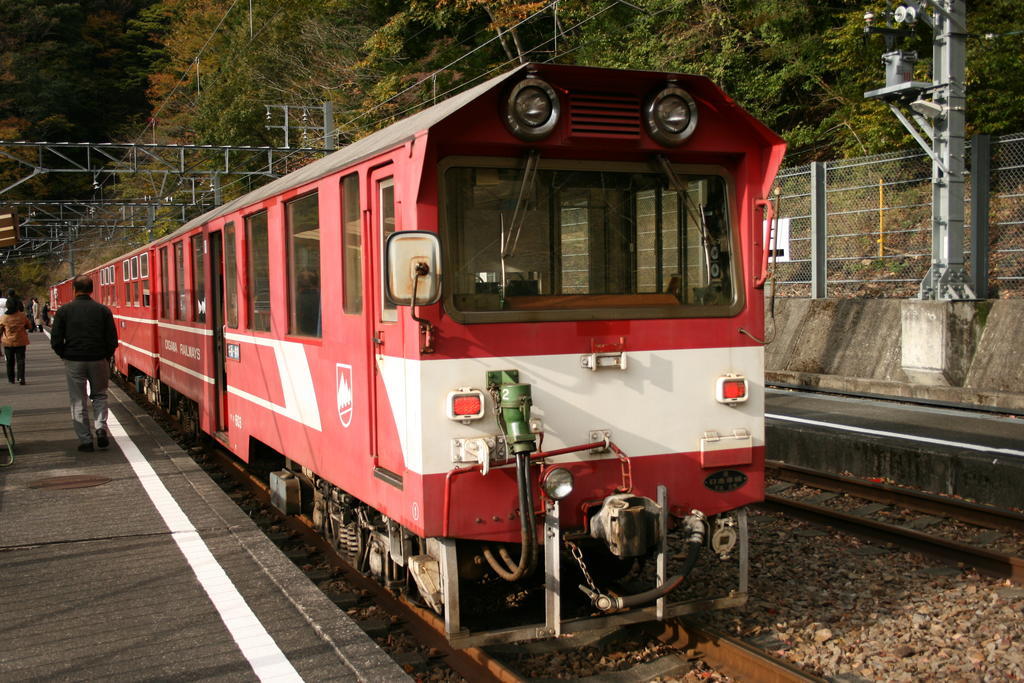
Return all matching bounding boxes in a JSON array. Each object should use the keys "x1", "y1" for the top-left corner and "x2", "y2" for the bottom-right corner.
[
  {"x1": 655, "y1": 154, "x2": 715, "y2": 285},
  {"x1": 500, "y1": 149, "x2": 540, "y2": 259}
]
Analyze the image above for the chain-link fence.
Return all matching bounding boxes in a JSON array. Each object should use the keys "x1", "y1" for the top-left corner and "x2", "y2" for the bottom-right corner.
[
  {"x1": 990, "y1": 133, "x2": 1024, "y2": 296},
  {"x1": 772, "y1": 163, "x2": 814, "y2": 297},
  {"x1": 771, "y1": 132, "x2": 1024, "y2": 298}
]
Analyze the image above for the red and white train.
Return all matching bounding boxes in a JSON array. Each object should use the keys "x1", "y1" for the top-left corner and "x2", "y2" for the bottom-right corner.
[{"x1": 53, "y1": 63, "x2": 784, "y2": 645}]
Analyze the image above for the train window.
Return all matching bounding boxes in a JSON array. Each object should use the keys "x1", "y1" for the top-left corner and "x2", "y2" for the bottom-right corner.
[
  {"x1": 443, "y1": 162, "x2": 737, "y2": 321},
  {"x1": 175, "y1": 241, "x2": 186, "y2": 320},
  {"x1": 224, "y1": 222, "x2": 238, "y2": 328},
  {"x1": 159, "y1": 247, "x2": 170, "y2": 318},
  {"x1": 342, "y1": 174, "x2": 361, "y2": 314},
  {"x1": 286, "y1": 193, "x2": 321, "y2": 337},
  {"x1": 140, "y1": 254, "x2": 150, "y2": 307},
  {"x1": 191, "y1": 235, "x2": 206, "y2": 323},
  {"x1": 378, "y1": 178, "x2": 397, "y2": 323},
  {"x1": 134, "y1": 281, "x2": 140, "y2": 307},
  {"x1": 130, "y1": 256, "x2": 139, "y2": 280},
  {"x1": 246, "y1": 211, "x2": 271, "y2": 332},
  {"x1": 122, "y1": 259, "x2": 129, "y2": 281}
]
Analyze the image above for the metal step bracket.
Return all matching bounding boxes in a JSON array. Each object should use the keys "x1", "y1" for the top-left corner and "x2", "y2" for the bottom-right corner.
[
  {"x1": 580, "y1": 351, "x2": 627, "y2": 371},
  {"x1": 581, "y1": 337, "x2": 627, "y2": 371}
]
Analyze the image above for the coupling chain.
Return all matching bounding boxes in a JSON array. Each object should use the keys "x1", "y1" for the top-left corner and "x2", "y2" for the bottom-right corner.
[{"x1": 564, "y1": 537, "x2": 597, "y2": 592}]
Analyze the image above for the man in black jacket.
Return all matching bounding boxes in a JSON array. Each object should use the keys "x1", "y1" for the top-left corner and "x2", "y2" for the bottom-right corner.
[{"x1": 51, "y1": 274, "x2": 119, "y2": 452}]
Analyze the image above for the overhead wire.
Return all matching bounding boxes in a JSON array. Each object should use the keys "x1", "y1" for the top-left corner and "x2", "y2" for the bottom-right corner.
[
  {"x1": 134, "y1": 0, "x2": 246, "y2": 146},
  {"x1": 204, "y1": 0, "x2": 644, "y2": 203},
  {"x1": 75, "y1": 0, "x2": 249, "y2": 256}
]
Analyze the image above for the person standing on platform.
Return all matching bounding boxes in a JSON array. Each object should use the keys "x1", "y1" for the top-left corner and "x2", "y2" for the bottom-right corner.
[
  {"x1": 50, "y1": 274, "x2": 119, "y2": 452},
  {"x1": 4, "y1": 288, "x2": 22, "y2": 313},
  {"x1": 1, "y1": 297, "x2": 30, "y2": 384},
  {"x1": 29, "y1": 297, "x2": 41, "y2": 332}
]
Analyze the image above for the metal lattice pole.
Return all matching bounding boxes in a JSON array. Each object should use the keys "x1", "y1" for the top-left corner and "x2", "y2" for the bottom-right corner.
[
  {"x1": 864, "y1": 0, "x2": 975, "y2": 300},
  {"x1": 919, "y1": 0, "x2": 973, "y2": 299}
]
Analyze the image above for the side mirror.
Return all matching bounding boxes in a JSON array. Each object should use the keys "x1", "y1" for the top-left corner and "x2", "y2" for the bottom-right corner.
[{"x1": 386, "y1": 231, "x2": 442, "y2": 306}]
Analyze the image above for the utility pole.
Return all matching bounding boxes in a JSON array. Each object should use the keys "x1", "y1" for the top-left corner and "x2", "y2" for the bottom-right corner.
[{"x1": 864, "y1": 0, "x2": 974, "y2": 300}]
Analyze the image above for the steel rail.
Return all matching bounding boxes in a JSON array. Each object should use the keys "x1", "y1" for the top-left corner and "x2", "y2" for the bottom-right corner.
[
  {"x1": 761, "y1": 495, "x2": 1024, "y2": 585},
  {"x1": 767, "y1": 461, "x2": 1024, "y2": 532},
  {"x1": 658, "y1": 619, "x2": 825, "y2": 682}
]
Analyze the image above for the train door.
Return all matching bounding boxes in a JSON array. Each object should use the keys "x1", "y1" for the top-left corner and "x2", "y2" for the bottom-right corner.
[
  {"x1": 368, "y1": 168, "x2": 404, "y2": 485},
  {"x1": 208, "y1": 230, "x2": 228, "y2": 435}
]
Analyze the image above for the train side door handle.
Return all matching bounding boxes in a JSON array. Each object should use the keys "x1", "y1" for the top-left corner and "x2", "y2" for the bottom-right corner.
[{"x1": 372, "y1": 332, "x2": 384, "y2": 346}]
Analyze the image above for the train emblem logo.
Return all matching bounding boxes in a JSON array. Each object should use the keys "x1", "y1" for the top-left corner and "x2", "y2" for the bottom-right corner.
[{"x1": 336, "y1": 363, "x2": 354, "y2": 428}]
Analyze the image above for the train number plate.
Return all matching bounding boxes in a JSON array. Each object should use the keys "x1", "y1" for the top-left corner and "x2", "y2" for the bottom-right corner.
[{"x1": 704, "y1": 469, "x2": 748, "y2": 493}]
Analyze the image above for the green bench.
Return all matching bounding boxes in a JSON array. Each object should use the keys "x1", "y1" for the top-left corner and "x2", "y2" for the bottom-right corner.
[{"x1": 0, "y1": 405, "x2": 13, "y2": 466}]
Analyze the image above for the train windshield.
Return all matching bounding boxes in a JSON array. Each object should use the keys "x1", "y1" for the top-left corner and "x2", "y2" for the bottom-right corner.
[{"x1": 443, "y1": 160, "x2": 738, "y2": 321}]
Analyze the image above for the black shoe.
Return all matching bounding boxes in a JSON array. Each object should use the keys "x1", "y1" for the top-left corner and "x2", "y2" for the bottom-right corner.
[
  {"x1": 18, "y1": 380, "x2": 25, "y2": 385},
  {"x1": 78, "y1": 442, "x2": 95, "y2": 452},
  {"x1": 96, "y1": 429, "x2": 109, "y2": 449}
]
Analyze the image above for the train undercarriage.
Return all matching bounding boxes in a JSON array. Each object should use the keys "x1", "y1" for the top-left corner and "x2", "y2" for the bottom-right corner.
[
  {"x1": 115, "y1": 366, "x2": 750, "y2": 646},
  {"x1": 310, "y1": 473, "x2": 750, "y2": 647}
]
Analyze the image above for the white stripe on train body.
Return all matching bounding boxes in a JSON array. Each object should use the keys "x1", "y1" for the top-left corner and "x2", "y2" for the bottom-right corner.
[{"x1": 379, "y1": 345, "x2": 764, "y2": 476}]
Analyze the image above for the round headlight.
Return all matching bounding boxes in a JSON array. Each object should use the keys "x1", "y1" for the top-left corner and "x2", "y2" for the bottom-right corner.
[
  {"x1": 645, "y1": 85, "x2": 698, "y2": 147},
  {"x1": 542, "y1": 467, "x2": 574, "y2": 501},
  {"x1": 515, "y1": 86, "x2": 552, "y2": 126},
  {"x1": 656, "y1": 95, "x2": 692, "y2": 133},
  {"x1": 504, "y1": 78, "x2": 560, "y2": 141}
]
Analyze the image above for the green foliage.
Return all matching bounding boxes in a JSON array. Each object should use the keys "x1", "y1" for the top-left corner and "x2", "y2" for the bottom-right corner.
[
  {"x1": 966, "y1": 0, "x2": 1024, "y2": 136},
  {"x1": 4, "y1": 0, "x2": 1024, "y2": 285},
  {"x1": 0, "y1": 259, "x2": 50, "y2": 300},
  {"x1": 0, "y1": 0, "x2": 163, "y2": 143}
]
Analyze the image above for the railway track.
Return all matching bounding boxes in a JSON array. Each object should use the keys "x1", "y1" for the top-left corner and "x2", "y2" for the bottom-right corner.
[
  {"x1": 208, "y1": 440, "x2": 823, "y2": 681},
  {"x1": 763, "y1": 461, "x2": 1024, "y2": 585},
  {"x1": 123, "y1": 380, "x2": 827, "y2": 681},
  {"x1": 656, "y1": 620, "x2": 825, "y2": 683}
]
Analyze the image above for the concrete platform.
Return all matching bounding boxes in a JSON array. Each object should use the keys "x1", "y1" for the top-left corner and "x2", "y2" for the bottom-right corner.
[
  {"x1": 0, "y1": 339, "x2": 408, "y2": 681},
  {"x1": 766, "y1": 388, "x2": 1024, "y2": 509}
]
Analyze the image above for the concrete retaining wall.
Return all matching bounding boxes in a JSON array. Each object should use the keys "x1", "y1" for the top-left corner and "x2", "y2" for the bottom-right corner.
[{"x1": 766, "y1": 299, "x2": 1024, "y2": 413}]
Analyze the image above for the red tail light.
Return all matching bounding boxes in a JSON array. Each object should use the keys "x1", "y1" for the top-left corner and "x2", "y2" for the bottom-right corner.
[
  {"x1": 453, "y1": 396, "x2": 482, "y2": 415},
  {"x1": 716, "y1": 375, "x2": 749, "y2": 404},
  {"x1": 446, "y1": 389, "x2": 486, "y2": 421}
]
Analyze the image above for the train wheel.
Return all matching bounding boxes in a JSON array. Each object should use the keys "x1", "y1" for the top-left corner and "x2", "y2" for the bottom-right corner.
[{"x1": 314, "y1": 483, "x2": 365, "y2": 566}]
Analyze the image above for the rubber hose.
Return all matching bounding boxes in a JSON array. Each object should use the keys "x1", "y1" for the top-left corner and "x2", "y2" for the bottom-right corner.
[
  {"x1": 614, "y1": 539, "x2": 701, "y2": 609},
  {"x1": 482, "y1": 451, "x2": 537, "y2": 580}
]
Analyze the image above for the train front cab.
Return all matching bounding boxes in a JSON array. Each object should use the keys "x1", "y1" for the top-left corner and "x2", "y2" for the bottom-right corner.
[{"x1": 379, "y1": 65, "x2": 786, "y2": 645}]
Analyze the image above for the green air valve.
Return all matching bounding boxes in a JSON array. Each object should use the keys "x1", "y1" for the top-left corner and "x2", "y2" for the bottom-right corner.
[{"x1": 487, "y1": 370, "x2": 537, "y2": 455}]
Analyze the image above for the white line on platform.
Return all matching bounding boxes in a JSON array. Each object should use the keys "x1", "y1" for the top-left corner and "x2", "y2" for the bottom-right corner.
[
  {"x1": 106, "y1": 412, "x2": 302, "y2": 682},
  {"x1": 766, "y1": 412, "x2": 1024, "y2": 459}
]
